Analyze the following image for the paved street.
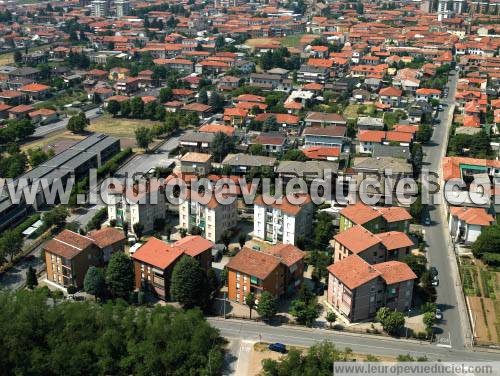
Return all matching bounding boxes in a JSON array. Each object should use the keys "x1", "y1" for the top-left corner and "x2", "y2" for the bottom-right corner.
[
  {"x1": 422, "y1": 71, "x2": 472, "y2": 349},
  {"x1": 0, "y1": 243, "x2": 44, "y2": 290},
  {"x1": 209, "y1": 318, "x2": 500, "y2": 361},
  {"x1": 33, "y1": 107, "x2": 102, "y2": 138}
]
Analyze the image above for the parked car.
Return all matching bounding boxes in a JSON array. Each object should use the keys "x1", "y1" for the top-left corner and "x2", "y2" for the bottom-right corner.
[
  {"x1": 435, "y1": 308, "x2": 443, "y2": 320},
  {"x1": 268, "y1": 343, "x2": 287, "y2": 353},
  {"x1": 424, "y1": 217, "x2": 431, "y2": 226},
  {"x1": 431, "y1": 278, "x2": 439, "y2": 287},
  {"x1": 430, "y1": 266, "x2": 438, "y2": 277}
]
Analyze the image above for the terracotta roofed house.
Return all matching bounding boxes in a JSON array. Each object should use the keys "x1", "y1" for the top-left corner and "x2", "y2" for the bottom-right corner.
[
  {"x1": 132, "y1": 235, "x2": 214, "y2": 300},
  {"x1": 327, "y1": 254, "x2": 416, "y2": 322},
  {"x1": 44, "y1": 228, "x2": 125, "y2": 289},
  {"x1": 226, "y1": 244, "x2": 305, "y2": 303}
]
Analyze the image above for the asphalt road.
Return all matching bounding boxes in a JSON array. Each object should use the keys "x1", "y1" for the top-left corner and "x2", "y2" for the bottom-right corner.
[
  {"x1": 209, "y1": 318, "x2": 500, "y2": 361},
  {"x1": 33, "y1": 107, "x2": 102, "y2": 138},
  {"x1": 0, "y1": 242, "x2": 44, "y2": 290},
  {"x1": 421, "y1": 72, "x2": 471, "y2": 349}
]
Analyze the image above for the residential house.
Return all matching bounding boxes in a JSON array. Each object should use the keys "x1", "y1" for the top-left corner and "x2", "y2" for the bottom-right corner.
[
  {"x1": 44, "y1": 228, "x2": 125, "y2": 289},
  {"x1": 448, "y1": 206, "x2": 494, "y2": 244},
  {"x1": 416, "y1": 88, "x2": 442, "y2": 102},
  {"x1": 332, "y1": 225, "x2": 413, "y2": 264},
  {"x1": 226, "y1": 244, "x2": 305, "y2": 303},
  {"x1": 107, "y1": 180, "x2": 166, "y2": 236},
  {"x1": 379, "y1": 87, "x2": 403, "y2": 107},
  {"x1": 132, "y1": 236, "x2": 213, "y2": 300},
  {"x1": 250, "y1": 133, "x2": 287, "y2": 154},
  {"x1": 302, "y1": 126, "x2": 347, "y2": 148},
  {"x1": 179, "y1": 191, "x2": 238, "y2": 243},
  {"x1": 327, "y1": 254, "x2": 416, "y2": 322},
  {"x1": 253, "y1": 194, "x2": 314, "y2": 246},
  {"x1": 179, "y1": 131, "x2": 216, "y2": 153},
  {"x1": 180, "y1": 152, "x2": 212, "y2": 175},
  {"x1": 221, "y1": 153, "x2": 276, "y2": 175},
  {"x1": 19, "y1": 83, "x2": 51, "y2": 101},
  {"x1": 339, "y1": 202, "x2": 412, "y2": 233},
  {"x1": 304, "y1": 112, "x2": 347, "y2": 127}
]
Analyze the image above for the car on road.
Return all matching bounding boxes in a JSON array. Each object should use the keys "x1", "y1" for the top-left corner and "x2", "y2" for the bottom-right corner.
[
  {"x1": 96, "y1": 109, "x2": 103, "y2": 114},
  {"x1": 424, "y1": 217, "x2": 431, "y2": 226},
  {"x1": 268, "y1": 343, "x2": 287, "y2": 353},
  {"x1": 430, "y1": 266, "x2": 438, "y2": 277},
  {"x1": 431, "y1": 278, "x2": 439, "y2": 287},
  {"x1": 435, "y1": 309, "x2": 443, "y2": 320}
]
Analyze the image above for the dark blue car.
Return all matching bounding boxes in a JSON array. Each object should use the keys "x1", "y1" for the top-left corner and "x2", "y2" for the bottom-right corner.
[{"x1": 268, "y1": 343, "x2": 287, "y2": 353}]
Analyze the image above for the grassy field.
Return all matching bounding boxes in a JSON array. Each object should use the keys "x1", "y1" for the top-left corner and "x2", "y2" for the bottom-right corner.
[
  {"x1": 343, "y1": 104, "x2": 377, "y2": 120},
  {"x1": 0, "y1": 43, "x2": 55, "y2": 66},
  {"x1": 88, "y1": 115, "x2": 163, "y2": 139},
  {"x1": 280, "y1": 33, "x2": 313, "y2": 48}
]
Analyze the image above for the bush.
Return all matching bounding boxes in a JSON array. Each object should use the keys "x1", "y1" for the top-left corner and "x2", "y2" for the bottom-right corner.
[{"x1": 67, "y1": 285, "x2": 77, "y2": 294}]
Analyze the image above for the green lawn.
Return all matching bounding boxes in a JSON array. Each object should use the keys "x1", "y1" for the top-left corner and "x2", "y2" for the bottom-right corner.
[{"x1": 280, "y1": 33, "x2": 314, "y2": 48}]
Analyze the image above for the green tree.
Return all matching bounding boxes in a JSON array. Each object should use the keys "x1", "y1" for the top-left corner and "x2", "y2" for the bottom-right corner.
[
  {"x1": 326, "y1": 310, "x2": 336, "y2": 328},
  {"x1": 135, "y1": 127, "x2": 153, "y2": 151},
  {"x1": 159, "y1": 87, "x2": 173, "y2": 103},
  {"x1": 0, "y1": 290, "x2": 225, "y2": 375},
  {"x1": 313, "y1": 212, "x2": 335, "y2": 247},
  {"x1": 220, "y1": 230, "x2": 232, "y2": 251},
  {"x1": 130, "y1": 97, "x2": 144, "y2": 118},
  {"x1": 198, "y1": 88, "x2": 208, "y2": 104},
  {"x1": 43, "y1": 206, "x2": 69, "y2": 230},
  {"x1": 120, "y1": 100, "x2": 131, "y2": 117},
  {"x1": 106, "y1": 252, "x2": 134, "y2": 299},
  {"x1": 26, "y1": 266, "x2": 38, "y2": 289},
  {"x1": 171, "y1": 256, "x2": 209, "y2": 308},
  {"x1": 106, "y1": 100, "x2": 121, "y2": 117},
  {"x1": 423, "y1": 311, "x2": 436, "y2": 337},
  {"x1": 238, "y1": 233, "x2": 247, "y2": 249},
  {"x1": 472, "y1": 224, "x2": 500, "y2": 259},
  {"x1": 0, "y1": 229, "x2": 23, "y2": 262},
  {"x1": 245, "y1": 292, "x2": 256, "y2": 319},
  {"x1": 289, "y1": 299, "x2": 320, "y2": 327},
  {"x1": 211, "y1": 132, "x2": 234, "y2": 162},
  {"x1": 66, "y1": 112, "x2": 88, "y2": 133},
  {"x1": 133, "y1": 222, "x2": 144, "y2": 240},
  {"x1": 249, "y1": 144, "x2": 266, "y2": 156},
  {"x1": 376, "y1": 307, "x2": 405, "y2": 335},
  {"x1": 27, "y1": 147, "x2": 54, "y2": 167},
  {"x1": 208, "y1": 91, "x2": 224, "y2": 112},
  {"x1": 282, "y1": 149, "x2": 308, "y2": 161},
  {"x1": 256, "y1": 291, "x2": 278, "y2": 320},
  {"x1": 84, "y1": 266, "x2": 106, "y2": 299}
]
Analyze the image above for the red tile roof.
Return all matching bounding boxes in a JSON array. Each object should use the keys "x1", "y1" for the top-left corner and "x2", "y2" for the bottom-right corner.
[
  {"x1": 20, "y1": 83, "x2": 50, "y2": 92},
  {"x1": 302, "y1": 146, "x2": 340, "y2": 160},
  {"x1": 379, "y1": 86, "x2": 402, "y2": 97},
  {"x1": 334, "y1": 225, "x2": 381, "y2": 253},
  {"x1": 132, "y1": 237, "x2": 184, "y2": 269},
  {"x1": 44, "y1": 230, "x2": 95, "y2": 259},
  {"x1": 88, "y1": 227, "x2": 125, "y2": 249},
  {"x1": 265, "y1": 243, "x2": 305, "y2": 267},
  {"x1": 327, "y1": 254, "x2": 380, "y2": 290},
  {"x1": 174, "y1": 235, "x2": 214, "y2": 257},
  {"x1": 340, "y1": 202, "x2": 381, "y2": 225},
  {"x1": 376, "y1": 231, "x2": 414, "y2": 250},
  {"x1": 375, "y1": 261, "x2": 417, "y2": 285},
  {"x1": 226, "y1": 247, "x2": 281, "y2": 280},
  {"x1": 449, "y1": 207, "x2": 494, "y2": 226},
  {"x1": 198, "y1": 123, "x2": 235, "y2": 136}
]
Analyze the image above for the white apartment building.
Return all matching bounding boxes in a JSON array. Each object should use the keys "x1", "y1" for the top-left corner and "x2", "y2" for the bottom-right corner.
[
  {"x1": 253, "y1": 194, "x2": 314, "y2": 246},
  {"x1": 179, "y1": 192, "x2": 238, "y2": 243},
  {"x1": 91, "y1": 0, "x2": 109, "y2": 17},
  {"x1": 107, "y1": 181, "x2": 166, "y2": 235}
]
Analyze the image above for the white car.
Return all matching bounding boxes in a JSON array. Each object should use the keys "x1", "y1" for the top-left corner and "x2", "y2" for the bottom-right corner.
[
  {"x1": 435, "y1": 309, "x2": 443, "y2": 320},
  {"x1": 431, "y1": 278, "x2": 439, "y2": 287}
]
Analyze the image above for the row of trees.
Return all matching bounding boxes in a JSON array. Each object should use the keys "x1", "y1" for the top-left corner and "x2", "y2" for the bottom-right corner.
[{"x1": 0, "y1": 290, "x2": 224, "y2": 375}]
